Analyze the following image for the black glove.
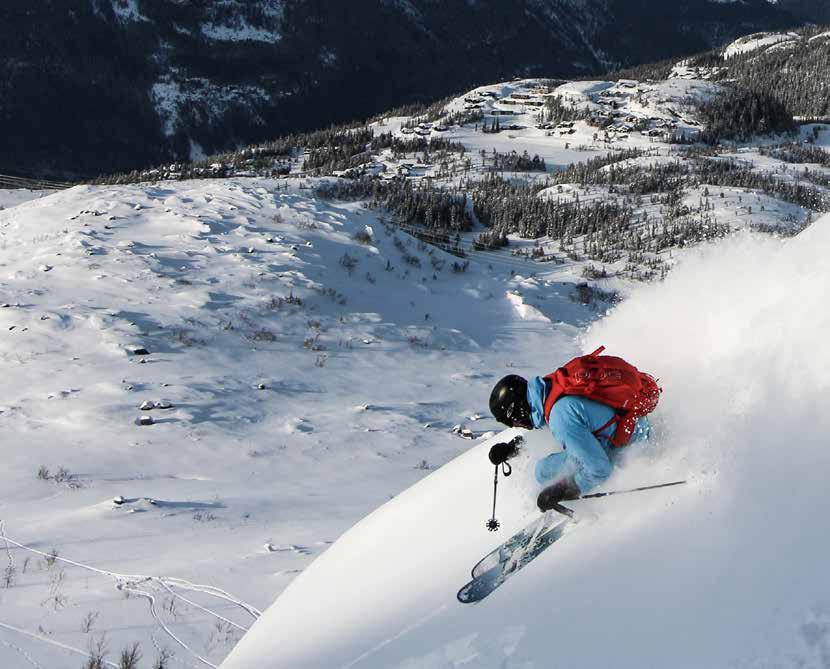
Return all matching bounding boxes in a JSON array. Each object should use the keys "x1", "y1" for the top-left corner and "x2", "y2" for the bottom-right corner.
[
  {"x1": 537, "y1": 477, "x2": 581, "y2": 512},
  {"x1": 488, "y1": 440, "x2": 520, "y2": 465}
]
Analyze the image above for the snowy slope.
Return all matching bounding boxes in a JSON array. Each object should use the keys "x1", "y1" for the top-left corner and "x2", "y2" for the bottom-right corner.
[
  {"x1": 723, "y1": 31, "x2": 800, "y2": 59},
  {"x1": 222, "y1": 215, "x2": 830, "y2": 668},
  {"x1": 0, "y1": 179, "x2": 601, "y2": 667},
  {"x1": 0, "y1": 188, "x2": 53, "y2": 210}
]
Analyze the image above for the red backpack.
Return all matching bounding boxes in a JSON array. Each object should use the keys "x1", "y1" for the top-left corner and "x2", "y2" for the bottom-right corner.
[{"x1": 542, "y1": 346, "x2": 661, "y2": 447}]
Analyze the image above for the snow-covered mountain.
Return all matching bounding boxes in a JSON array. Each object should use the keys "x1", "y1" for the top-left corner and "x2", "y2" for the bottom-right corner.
[
  {"x1": 2, "y1": 34, "x2": 830, "y2": 667},
  {"x1": 0, "y1": 0, "x2": 802, "y2": 179},
  {"x1": 619, "y1": 24, "x2": 830, "y2": 121}
]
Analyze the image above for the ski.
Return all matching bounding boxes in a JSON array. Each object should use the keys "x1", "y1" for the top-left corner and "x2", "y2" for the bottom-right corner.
[
  {"x1": 471, "y1": 510, "x2": 562, "y2": 579},
  {"x1": 458, "y1": 516, "x2": 573, "y2": 604}
]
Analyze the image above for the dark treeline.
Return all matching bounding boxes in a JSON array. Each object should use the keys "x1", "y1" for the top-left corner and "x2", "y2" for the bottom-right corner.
[
  {"x1": 374, "y1": 96, "x2": 455, "y2": 125},
  {"x1": 603, "y1": 57, "x2": 677, "y2": 83},
  {"x1": 470, "y1": 174, "x2": 731, "y2": 263},
  {"x1": 317, "y1": 178, "x2": 471, "y2": 233},
  {"x1": 489, "y1": 151, "x2": 547, "y2": 173},
  {"x1": 302, "y1": 128, "x2": 376, "y2": 172},
  {"x1": 547, "y1": 149, "x2": 646, "y2": 186},
  {"x1": 295, "y1": 128, "x2": 467, "y2": 174},
  {"x1": 538, "y1": 96, "x2": 588, "y2": 125},
  {"x1": 760, "y1": 141, "x2": 830, "y2": 167},
  {"x1": 471, "y1": 175, "x2": 635, "y2": 240},
  {"x1": 371, "y1": 134, "x2": 467, "y2": 157},
  {"x1": 474, "y1": 229, "x2": 510, "y2": 251},
  {"x1": 303, "y1": 129, "x2": 466, "y2": 174},
  {"x1": 691, "y1": 157, "x2": 829, "y2": 211},
  {"x1": 697, "y1": 86, "x2": 796, "y2": 143}
]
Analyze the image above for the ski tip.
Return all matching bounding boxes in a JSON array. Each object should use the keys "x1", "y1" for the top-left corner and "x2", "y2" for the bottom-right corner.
[
  {"x1": 457, "y1": 590, "x2": 482, "y2": 605},
  {"x1": 457, "y1": 581, "x2": 485, "y2": 604}
]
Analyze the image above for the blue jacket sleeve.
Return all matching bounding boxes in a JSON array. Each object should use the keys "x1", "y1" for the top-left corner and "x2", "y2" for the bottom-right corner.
[{"x1": 548, "y1": 396, "x2": 614, "y2": 493}]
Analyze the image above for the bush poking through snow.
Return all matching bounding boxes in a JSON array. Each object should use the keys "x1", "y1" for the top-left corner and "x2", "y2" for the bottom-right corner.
[
  {"x1": 3, "y1": 563, "x2": 16, "y2": 588},
  {"x1": 250, "y1": 328, "x2": 277, "y2": 342},
  {"x1": 153, "y1": 649, "x2": 174, "y2": 669},
  {"x1": 119, "y1": 643, "x2": 142, "y2": 669},
  {"x1": 304, "y1": 334, "x2": 324, "y2": 351},
  {"x1": 44, "y1": 548, "x2": 59, "y2": 569},
  {"x1": 339, "y1": 252, "x2": 358, "y2": 275},
  {"x1": 582, "y1": 264, "x2": 608, "y2": 280},
  {"x1": 38, "y1": 465, "x2": 82, "y2": 489},
  {"x1": 571, "y1": 282, "x2": 620, "y2": 306},
  {"x1": 351, "y1": 229, "x2": 373, "y2": 245},
  {"x1": 268, "y1": 290, "x2": 303, "y2": 309},
  {"x1": 175, "y1": 329, "x2": 205, "y2": 347},
  {"x1": 82, "y1": 636, "x2": 108, "y2": 669},
  {"x1": 78, "y1": 637, "x2": 146, "y2": 669},
  {"x1": 81, "y1": 610, "x2": 100, "y2": 634}
]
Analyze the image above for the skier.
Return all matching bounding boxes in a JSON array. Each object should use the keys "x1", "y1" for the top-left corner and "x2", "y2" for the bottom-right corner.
[{"x1": 487, "y1": 347, "x2": 660, "y2": 513}]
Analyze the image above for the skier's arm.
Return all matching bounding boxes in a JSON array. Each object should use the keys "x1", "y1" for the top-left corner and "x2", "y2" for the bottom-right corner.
[{"x1": 549, "y1": 397, "x2": 613, "y2": 493}]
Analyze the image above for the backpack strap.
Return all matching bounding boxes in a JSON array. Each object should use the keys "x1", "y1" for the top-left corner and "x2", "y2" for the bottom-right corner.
[
  {"x1": 592, "y1": 414, "x2": 620, "y2": 441},
  {"x1": 542, "y1": 369, "x2": 565, "y2": 422},
  {"x1": 548, "y1": 387, "x2": 629, "y2": 446}
]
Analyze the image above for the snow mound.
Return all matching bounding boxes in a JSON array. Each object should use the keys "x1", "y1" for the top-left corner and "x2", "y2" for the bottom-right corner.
[
  {"x1": 506, "y1": 291, "x2": 550, "y2": 322},
  {"x1": 222, "y1": 215, "x2": 830, "y2": 668}
]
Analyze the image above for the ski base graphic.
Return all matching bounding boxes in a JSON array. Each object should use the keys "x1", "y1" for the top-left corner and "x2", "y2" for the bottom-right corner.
[{"x1": 458, "y1": 517, "x2": 572, "y2": 604}]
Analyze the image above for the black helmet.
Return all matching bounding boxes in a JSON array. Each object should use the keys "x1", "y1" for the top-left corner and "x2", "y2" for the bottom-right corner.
[{"x1": 489, "y1": 375, "x2": 533, "y2": 429}]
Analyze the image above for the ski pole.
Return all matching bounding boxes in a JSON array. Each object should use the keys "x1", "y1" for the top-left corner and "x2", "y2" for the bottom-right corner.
[
  {"x1": 486, "y1": 461, "x2": 514, "y2": 531},
  {"x1": 579, "y1": 480, "x2": 687, "y2": 500},
  {"x1": 484, "y1": 436, "x2": 522, "y2": 532},
  {"x1": 486, "y1": 465, "x2": 501, "y2": 532},
  {"x1": 553, "y1": 480, "x2": 687, "y2": 519}
]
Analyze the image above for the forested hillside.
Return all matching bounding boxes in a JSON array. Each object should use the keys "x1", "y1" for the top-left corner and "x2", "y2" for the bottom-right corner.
[
  {"x1": 611, "y1": 26, "x2": 830, "y2": 121},
  {"x1": 0, "y1": 0, "x2": 801, "y2": 179}
]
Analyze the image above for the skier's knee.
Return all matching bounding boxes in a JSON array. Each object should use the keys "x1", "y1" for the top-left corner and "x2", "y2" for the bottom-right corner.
[
  {"x1": 585, "y1": 458, "x2": 613, "y2": 484},
  {"x1": 534, "y1": 459, "x2": 553, "y2": 484}
]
